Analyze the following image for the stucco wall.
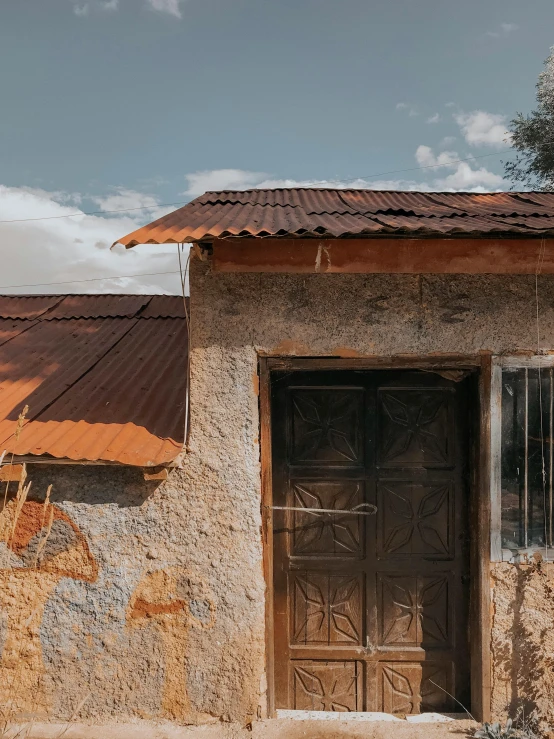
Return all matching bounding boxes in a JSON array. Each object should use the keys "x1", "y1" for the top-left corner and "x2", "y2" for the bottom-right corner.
[
  {"x1": 490, "y1": 561, "x2": 554, "y2": 724},
  {"x1": 0, "y1": 463, "x2": 264, "y2": 724},
  {"x1": 3, "y1": 255, "x2": 554, "y2": 724},
  {"x1": 191, "y1": 259, "x2": 554, "y2": 726}
]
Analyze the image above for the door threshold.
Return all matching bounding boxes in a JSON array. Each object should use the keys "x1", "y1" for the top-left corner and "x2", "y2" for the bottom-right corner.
[{"x1": 276, "y1": 711, "x2": 465, "y2": 723}]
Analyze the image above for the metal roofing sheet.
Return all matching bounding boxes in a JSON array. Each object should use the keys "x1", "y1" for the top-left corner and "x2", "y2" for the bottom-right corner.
[
  {"x1": 10, "y1": 319, "x2": 187, "y2": 466},
  {"x1": 140, "y1": 295, "x2": 188, "y2": 318},
  {"x1": 0, "y1": 318, "x2": 138, "y2": 448},
  {"x1": 115, "y1": 189, "x2": 554, "y2": 246},
  {"x1": 0, "y1": 296, "x2": 63, "y2": 319},
  {"x1": 0, "y1": 319, "x2": 38, "y2": 347},
  {"x1": 46, "y1": 294, "x2": 151, "y2": 319},
  {"x1": 0, "y1": 295, "x2": 188, "y2": 466}
]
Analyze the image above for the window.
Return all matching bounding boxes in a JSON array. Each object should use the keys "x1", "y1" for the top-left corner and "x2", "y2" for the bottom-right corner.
[{"x1": 492, "y1": 358, "x2": 554, "y2": 560}]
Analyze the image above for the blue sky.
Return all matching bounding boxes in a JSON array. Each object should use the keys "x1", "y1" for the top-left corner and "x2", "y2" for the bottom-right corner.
[{"x1": 0, "y1": 0, "x2": 552, "y2": 293}]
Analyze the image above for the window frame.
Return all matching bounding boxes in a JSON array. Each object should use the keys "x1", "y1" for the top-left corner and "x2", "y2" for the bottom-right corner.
[{"x1": 491, "y1": 355, "x2": 554, "y2": 562}]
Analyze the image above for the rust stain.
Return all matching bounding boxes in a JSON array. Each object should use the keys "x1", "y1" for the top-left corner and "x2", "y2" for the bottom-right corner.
[
  {"x1": 252, "y1": 372, "x2": 259, "y2": 397},
  {"x1": 130, "y1": 597, "x2": 187, "y2": 618}
]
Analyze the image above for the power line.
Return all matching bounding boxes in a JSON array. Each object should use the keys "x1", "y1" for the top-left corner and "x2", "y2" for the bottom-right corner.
[
  {"x1": 0, "y1": 270, "x2": 181, "y2": 290},
  {"x1": 0, "y1": 201, "x2": 187, "y2": 224},
  {"x1": 328, "y1": 147, "x2": 514, "y2": 184},
  {"x1": 0, "y1": 146, "x2": 519, "y2": 226}
]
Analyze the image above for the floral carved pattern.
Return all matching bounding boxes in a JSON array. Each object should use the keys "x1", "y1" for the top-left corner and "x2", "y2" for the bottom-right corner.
[
  {"x1": 292, "y1": 482, "x2": 363, "y2": 556},
  {"x1": 293, "y1": 661, "x2": 359, "y2": 711},
  {"x1": 293, "y1": 573, "x2": 362, "y2": 645},
  {"x1": 379, "y1": 575, "x2": 449, "y2": 647},
  {"x1": 379, "y1": 389, "x2": 451, "y2": 467},
  {"x1": 291, "y1": 390, "x2": 362, "y2": 465},
  {"x1": 379, "y1": 483, "x2": 451, "y2": 556},
  {"x1": 381, "y1": 663, "x2": 451, "y2": 714}
]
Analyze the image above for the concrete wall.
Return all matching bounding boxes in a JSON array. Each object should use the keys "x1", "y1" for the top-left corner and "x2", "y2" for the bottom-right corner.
[{"x1": 2, "y1": 255, "x2": 554, "y2": 724}]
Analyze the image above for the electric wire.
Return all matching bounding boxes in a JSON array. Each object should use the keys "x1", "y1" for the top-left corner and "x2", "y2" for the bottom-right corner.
[
  {"x1": 0, "y1": 145, "x2": 524, "y2": 226},
  {"x1": 177, "y1": 243, "x2": 191, "y2": 447},
  {"x1": 535, "y1": 236, "x2": 549, "y2": 558},
  {"x1": 0, "y1": 269, "x2": 182, "y2": 290}
]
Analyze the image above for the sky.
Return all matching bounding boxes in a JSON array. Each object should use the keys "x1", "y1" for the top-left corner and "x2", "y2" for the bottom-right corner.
[{"x1": 0, "y1": 0, "x2": 553, "y2": 294}]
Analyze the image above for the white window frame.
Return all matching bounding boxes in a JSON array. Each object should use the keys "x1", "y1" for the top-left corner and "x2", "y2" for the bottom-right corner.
[{"x1": 491, "y1": 355, "x2": 554, "y2": 562}]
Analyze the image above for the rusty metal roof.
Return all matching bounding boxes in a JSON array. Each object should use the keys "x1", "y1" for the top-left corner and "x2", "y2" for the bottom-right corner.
[
  {"x1": 0, "y1": 295, "x2": 187, "y2": 467},
  {"x1": 0, "y1": 295, "x2": 64, "y2": 319},
  {"x1": 116, "y1": 189, "x2": 554, "y2": 246}
]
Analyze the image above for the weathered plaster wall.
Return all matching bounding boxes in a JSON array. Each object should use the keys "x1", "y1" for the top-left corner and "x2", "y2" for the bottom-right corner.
[
  {"x1": 491, "y1": 561, "x2": 554, "y2": 726},
  {"x1": 191, "y1": 260, "x2": 554, "y2": 725},
  {"x1": 0, "y1": 461, "x2": 264, "y2": 724},
  {"x1": 3, "y1": 258, "x2": 554, "y2": 724}
]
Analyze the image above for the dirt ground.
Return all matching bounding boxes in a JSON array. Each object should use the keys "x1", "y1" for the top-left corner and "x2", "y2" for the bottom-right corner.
[{"x1": 8, "y1": 717, "x2": 479, "y2": 739}]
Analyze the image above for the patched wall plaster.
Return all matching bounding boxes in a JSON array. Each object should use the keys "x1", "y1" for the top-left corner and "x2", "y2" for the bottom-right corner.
[{"x1": 2, "y1": 256, "x2": 554, "y2": 724}]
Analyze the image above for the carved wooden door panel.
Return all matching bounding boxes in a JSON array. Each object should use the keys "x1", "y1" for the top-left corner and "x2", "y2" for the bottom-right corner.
[{"x1": 271, "y1": 370, "x2": 470, "y2": 714}]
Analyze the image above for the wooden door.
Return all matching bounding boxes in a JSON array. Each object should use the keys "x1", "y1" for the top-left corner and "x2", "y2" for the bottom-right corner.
[{"x1": 271, "y1": 369, "x2": 471, "y2": 714}]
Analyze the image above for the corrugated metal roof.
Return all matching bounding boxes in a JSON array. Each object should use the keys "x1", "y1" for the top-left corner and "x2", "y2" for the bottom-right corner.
[
  {"x1": 0, "y1": 296, "x2": 64, "y2": 319},
  {"x1": 44, "y1": 294, "x2": 151, "y2": 319},
  {"x1": 0, "y1": 295, "x2": 187, "y2": 466},
  {"x1": 0, "y1": 319, "x2": 38, "y2": 347},
  {"x1": 115, "y1": 189, "x2": 554, "y2": 246},
  {"x1": 140, "y1": 295, "x2": 188, "y2": 318}
]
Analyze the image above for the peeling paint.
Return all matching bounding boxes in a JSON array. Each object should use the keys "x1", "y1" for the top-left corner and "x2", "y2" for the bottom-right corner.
[
  {"x1": 0, "y1": 500, "x2": 98, "y2": 714},
  {"x1": 128, "y1": 567, "x2": 215, "y2": 721}
]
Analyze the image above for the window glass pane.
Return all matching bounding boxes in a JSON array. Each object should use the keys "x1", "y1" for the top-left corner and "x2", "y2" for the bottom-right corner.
[
  {"x1": 501, "y1": 369, "x2": 524, "y2": 548},
  {"x1": 501, "y1": 367, "x2": 552, "y2": 549}
]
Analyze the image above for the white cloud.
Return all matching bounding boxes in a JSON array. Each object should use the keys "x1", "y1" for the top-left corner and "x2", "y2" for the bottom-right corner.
[
  {"x1": 396, "y1": 102, "x2": 418, "y2": 117},
  {"x1": 440, "y1": 136, "x2": 457, "y2": 147},
  {"x1": 184, "y1": 169, "x2": 269, "y2": 196},
  {"x1": 92, "y1": 188, "x2": 175, "y2": 221},
  {"x1": 434, "y1": 162, "x2": 504, "y2": 191},
  {"x1": 414, "y1": 145, "x2": 505, "y2": 190},
  {"x1": 415, "y1": 145, "x2": 459, "y2": 168},
  {"x1": 72, "y1": 0, "x2": 118, "y2": 15},
  {"x1": 184, "y1": 152, "x2": 507, "y2": 195},
  {"x1": 147, "y1": 0, "x2": 183, "y2": 18},
  {"x1": 486, "y1": 22, "x2": 518, "y2": 38},
  {"x1": 0, "y1": 185, "x2": 182, "y2": 295},
  {"x1": 454, "y1": 110, "x2": 511, "y2": 147},
  {"x1": 427, "y1": 113, "x2": 441, "y2": 124},
  {"x1": 0, "y1": 149, "x2": 509, "y2": 297}
]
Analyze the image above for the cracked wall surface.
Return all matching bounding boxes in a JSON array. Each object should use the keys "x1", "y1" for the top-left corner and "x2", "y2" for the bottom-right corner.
[{"x1": 2, "y1": 257, "x2": 554, "y2": 723}]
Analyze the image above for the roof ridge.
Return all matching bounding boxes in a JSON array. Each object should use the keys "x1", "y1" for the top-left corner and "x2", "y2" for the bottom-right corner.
[
  {"x1": 201, "y1": 188, "x2": 547, "y2": 195},
  {"x1": 0, "y1": 293, "x2": 183, "y2": 298}
]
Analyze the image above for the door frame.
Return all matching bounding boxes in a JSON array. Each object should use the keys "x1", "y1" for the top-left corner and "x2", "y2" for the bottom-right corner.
[{"x1": 259, "y1": 354, "x2": 492, "y2": 721}]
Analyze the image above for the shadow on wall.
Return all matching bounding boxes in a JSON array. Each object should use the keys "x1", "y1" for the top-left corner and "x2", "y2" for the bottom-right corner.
[
  {"x1": 26, "y1": 465, "x2": 163, "y2": 508},
  {"x1": 494, "y1": 560, "x2": 554, "y2": 725}
]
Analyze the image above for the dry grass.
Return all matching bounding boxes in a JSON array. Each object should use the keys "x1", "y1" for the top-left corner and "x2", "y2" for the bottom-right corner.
[{"x1": 0, "y1": 408, "x2": 90, "y2": 738}]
